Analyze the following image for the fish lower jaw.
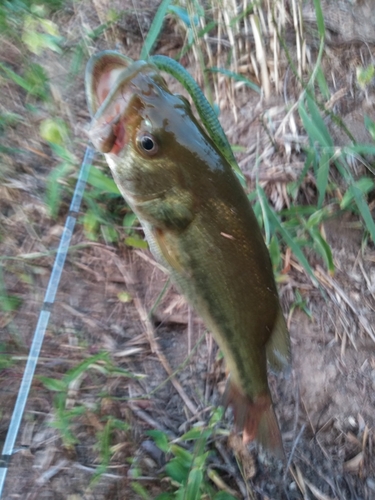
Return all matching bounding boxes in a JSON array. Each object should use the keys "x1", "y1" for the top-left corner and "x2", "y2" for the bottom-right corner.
[{"x1": 104, "y1": 155, "x2": 142, "y2": 206}]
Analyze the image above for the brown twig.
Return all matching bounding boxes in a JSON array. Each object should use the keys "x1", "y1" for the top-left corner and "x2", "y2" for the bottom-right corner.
[
  {"x1": 133, "y1": 297, "x2": 198, "y2": 416},
  {"x1": 315, "y1": 266, "x2": 375, "y2": 344},
  {"x1": 214, "y1": 440, "x2": 249, "y2": 499}
]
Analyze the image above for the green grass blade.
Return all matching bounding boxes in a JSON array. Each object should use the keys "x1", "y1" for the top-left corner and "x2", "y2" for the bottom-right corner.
[
  {"x1": 45, "y1": 162, "x2": 74, "y2": 218},
  {"x1": 340, "y1": 177, "x2": 375, "y2": 209},
  {"x1": 344, "y1": 145, "x2": 375, "y2": 175},
  {"x1": 165, "y1": 460, "x2": 188, "y2": 485},
  {"x1": 313, "y1": 0, "x2": 325, "y2": 38},
  {"x1": 351, "y1": 184, "x2": 375, "y2": 242},
  {"x1": 335, "y1": 158, "x2": 375, "y2": 241},
  {"x1": 185, "y1": 468, "x2": 203, "y2": 500},
  {"x1": 64, "y1": 352, "x2": 109, "y2": 384},
  {"x1": 229, "y1": 2, "x2": 255, "y2": 27},
  {"x1": 175, "y1": 21, "x2": 217, "y2": 60},
  {"x1": 146, "y1": 430, "x2": 170, "y2": 452},
  {"x1": 280, "y1": 205, "x2": 318, "y2": 218},
  {"x1": 38, "y1": 377, "x2": 66, "y2": 391},
  {"x1": 266, "y1": 206, "x2": 318, "y2": 285},
  {"x1": 207, "y1": 67, "x2": 261, "y2": 94},
  {"x1": 87, "y1": 165, "x2": 121, "y2": 195},
  {"x1": 316, "y1": 65, "x2": 330, "y2": 100},
  {"x1": 345, "y1": 144, "x2": 375, "y2": 155},
  {"x1": 306, "y1": 94, "x2": 333, "y2": 147},
  {"x1": 0, "y1": 62, "x2": 33, "y2": 93},
  {"x1": 0, "y1": 265, "x2": 22, "y2": 314},
  {"x1": 292, "y1": 150, "x2": 314, "y2": 194},
  {"x1": 140, "y1": 0, "x2": 171, "y2": 60},
  {"x1": 306, "y1": 207, "x2": 332, "y2": 229},
  {"x1": 256, "y1": 185, "x2": 271, "y2": 245},
  {"x1": 168, "y1": 5, "x2": 198, "y2": 27},
  {"x1": 268, "y1": 234, "x2": 282, "y2": 271},
  {"x1": 316, "y1": 150, "x2": 330, "y2": 208},
  {"x1": 364, "y1": 115, "x2": 375, "y2": 140},
  {"x1": 213, "y1": 493, "x2": 238, "y2": 500},
  {"x1": 309, "y1": 227, "x2": 334, "y2": 274},
  {"x1": 299, "y1": 100, "x2": 327, "y2": 149}
]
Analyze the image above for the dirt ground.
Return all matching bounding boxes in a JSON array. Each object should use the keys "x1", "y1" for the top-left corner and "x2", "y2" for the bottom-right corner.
[{"x1": 1, "y1": 1, "x2": 375, "y2": 499}]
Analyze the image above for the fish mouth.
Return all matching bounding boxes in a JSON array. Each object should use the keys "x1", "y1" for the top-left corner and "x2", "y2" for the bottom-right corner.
[{"x1": 87, "y1": 60, "x2": 158, "y2": 155}]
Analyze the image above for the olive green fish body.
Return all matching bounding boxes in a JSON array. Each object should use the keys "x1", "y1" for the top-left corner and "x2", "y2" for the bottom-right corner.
[{"x1": 86, "y1": 53, "x2": 290, "y2": 457}]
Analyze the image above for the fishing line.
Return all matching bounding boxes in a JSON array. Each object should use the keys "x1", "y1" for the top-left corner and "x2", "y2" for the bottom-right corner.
[
  {"x1": 0, "y1": 146, "x2": 94, "y2": 498},
  {"x1": 131, "y1": 0, "x2": 147, "y2": 57}
]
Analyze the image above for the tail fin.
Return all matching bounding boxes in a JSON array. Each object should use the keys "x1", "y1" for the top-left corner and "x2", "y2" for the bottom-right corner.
[{"x1": 224, "y1": 382, "x2": 285, "y2": 460}]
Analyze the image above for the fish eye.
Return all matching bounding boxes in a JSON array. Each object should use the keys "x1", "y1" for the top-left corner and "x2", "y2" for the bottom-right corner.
[{"x1": 137, "y1": 132, "x2": 158, "y2": 155}]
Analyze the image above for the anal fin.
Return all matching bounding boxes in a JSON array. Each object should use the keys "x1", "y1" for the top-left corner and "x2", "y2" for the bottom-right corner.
[{"x1": 266, "y1": 306, "x2": 291, "y2": 374}]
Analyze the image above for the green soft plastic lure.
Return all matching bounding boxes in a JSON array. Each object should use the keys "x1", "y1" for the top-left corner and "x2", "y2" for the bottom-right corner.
[{"x1": 85, "y1": 51, "x2": 291, "y2": 457}]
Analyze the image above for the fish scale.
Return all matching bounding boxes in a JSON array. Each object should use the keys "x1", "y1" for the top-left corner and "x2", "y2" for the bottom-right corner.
[{"x1": 85, "y1": 51, "x2": 291, "y2": 458}]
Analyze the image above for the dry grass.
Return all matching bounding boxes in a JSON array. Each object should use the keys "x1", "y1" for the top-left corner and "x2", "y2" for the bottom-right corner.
[{"x1": 1, "y1": 0, "x2": 375, "y2": 499}]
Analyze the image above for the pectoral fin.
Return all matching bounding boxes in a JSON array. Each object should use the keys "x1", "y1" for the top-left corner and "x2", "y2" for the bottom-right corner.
[
  {"x1": 266, "y1": 306, "x2": 291, "y2": 374},
  {"x1": 153, "y1": 228, "x2": 185, "y2": 274},
  {"x1": 137, "y1": 190, "x2": 195, "y2": 231}
]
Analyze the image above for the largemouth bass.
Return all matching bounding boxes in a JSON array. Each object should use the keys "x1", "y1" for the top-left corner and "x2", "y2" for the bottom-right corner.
[{"x1": 85, "y1": 51, "x2": 291, "y2": 458}]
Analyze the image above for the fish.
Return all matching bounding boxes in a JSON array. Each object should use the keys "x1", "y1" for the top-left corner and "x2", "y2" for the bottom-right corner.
[{"x1": 85, "y1": 51, "x2": 291, "y2": 458}]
